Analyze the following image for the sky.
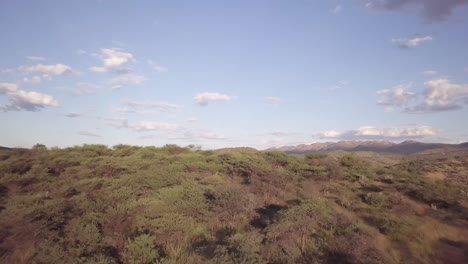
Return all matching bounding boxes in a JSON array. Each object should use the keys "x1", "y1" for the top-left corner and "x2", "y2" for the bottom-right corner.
[{"x1": 1, "y1": 0, "x2": 468, "y2": 149}]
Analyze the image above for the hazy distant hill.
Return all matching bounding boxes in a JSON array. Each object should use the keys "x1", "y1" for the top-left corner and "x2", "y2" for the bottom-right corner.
[{"x1": 268, "y1": 140, "x2": 468, "y2": 155}]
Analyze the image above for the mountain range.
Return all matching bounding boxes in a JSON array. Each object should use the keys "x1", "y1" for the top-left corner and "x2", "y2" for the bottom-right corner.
[{"x1": 267, "y1": 140, "x2": 468, "y2": 155}]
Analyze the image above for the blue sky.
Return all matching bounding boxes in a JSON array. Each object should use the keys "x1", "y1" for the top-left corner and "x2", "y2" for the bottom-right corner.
[{"x1": 1, "y1": 0, "x2": 468, "y2": 149}]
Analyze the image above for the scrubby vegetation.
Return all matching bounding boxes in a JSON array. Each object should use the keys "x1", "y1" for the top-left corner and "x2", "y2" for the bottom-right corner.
[{"x1": 0, "y1": 145, "x2": 467, "y2": 263}]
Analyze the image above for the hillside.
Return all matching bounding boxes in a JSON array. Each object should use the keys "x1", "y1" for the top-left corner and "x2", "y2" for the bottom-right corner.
[
  {"x1": 268, "y1": 140, "x2": 468, "y2": 155},
  {"x1": 0, "y1": 145, "x2": 467, "y2": 263}
]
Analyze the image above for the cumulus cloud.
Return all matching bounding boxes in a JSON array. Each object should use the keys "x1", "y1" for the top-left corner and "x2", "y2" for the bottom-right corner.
[
  {"x1": 90, "y1": 48, "x2": 134, "y2": 73},
  {"x1": 377, "y1": 84, "x2": 416, "y2": 106},
  {"x1": 365, "y1": 0, "x2": 468, "y2": 21},
  {"x1": 65, "y1": 113, "x2": 81, "y2": 118},
  {"x1": 111, "y1": 73, "x2": 145, "y2": 87},
  {"x1": 392, "y1": 36, "x2": 432, "y2": 49},
  {"x1": 377, "y1": 79, "x2": 468, "y2": 113},
  {"x1": 78, "y1": 131, "x2": 101, "y2": 137},
  {"x1": 113, "y1": 99, "x2": 179, "y2": 114},
  {"x1": 0, "y1": 82, "x2": 59, "y2": 112},
  {"x1": 193, "y1": 92, "x2": 235, "y2": 106},
  {"x1": 21, "y1": 63, "x2": 74, "y2": 75},
  {"x1": 408, "y1": 79, "x2": 468, "y2": 113},
  {"x1": 316, "y1": 125, "x2": 438, "y2": 140}
]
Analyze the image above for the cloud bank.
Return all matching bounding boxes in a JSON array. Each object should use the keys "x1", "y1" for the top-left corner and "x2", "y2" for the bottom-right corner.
[
  {"x1": 0, "y1": 83, "x2": 59, "y2": 112},
  {"x1": 316, "y1": 125, "x2": 438, "y2": 140},
  {"x1": 377, "y1": 79, "x2": 468, "y2": 113}
]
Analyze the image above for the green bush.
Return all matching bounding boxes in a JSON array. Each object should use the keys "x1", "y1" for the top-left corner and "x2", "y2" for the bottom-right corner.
[{"x1": 123, "y1": 234, "x2": 161, "y2": 264}]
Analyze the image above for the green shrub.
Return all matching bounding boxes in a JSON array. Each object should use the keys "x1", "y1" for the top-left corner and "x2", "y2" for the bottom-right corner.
[
  {"x1": 364, "y1": 215, "x2": 407, "y2": 235},
  {"x1": 264, "y1": 151, "x2": 290, "y2": 168},
  {"x1": 213, "y1": 233, "x2": 264, "y2": 264},
  {"x1": 123, "y1": 234, "x2": 161, "y2": 264}
]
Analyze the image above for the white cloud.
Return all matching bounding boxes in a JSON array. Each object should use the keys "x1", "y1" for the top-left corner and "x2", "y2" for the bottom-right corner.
[
  {"x1": 22, "y1": 75, "x2": 42, "y2": 84},
  {"x1": 65, "y1": 113, "x2": 80, "y2": 118},
  {"x1": 168, "y1": 130, "x2": 226, "y2": 140},
  {"x1": 377, "y1": 79, "x2": 468, "y2": 113},
  {"x1": 110, "y1": 119, "x2": 179, "y2": 132},
  {"x1": 78, "y1": 131, "x2": 101, "y2": 137},
  {"x1": 21, "y1": 64, "x2": 74, "y2": 75},
  {"x1": 0, "y1": 82, "x2": 59, "y2": 112},
  {"x1": 0, "y1": 83, "x2": 19, "y2": 94},
  {"x1": 316, "y1": 130, "x2": 342, "y2": 138},
  {"x1": 392, "y1": 36, "x2": 432, "y2": 49},
  {"x1": 316, "y1": 126, "x2": 438, "y2": 140},
  {"x1": 408, "y1": 79, "x2": 468, "y2": 113},
  {"x1": 26, "y1": 56, "x2": 46, "y2": 61},
  {"x1": 193, "y1": 92, "x2": 235, "y2": 106},
  {"x1": 112, "y1": 99, "x2": 179, "y2": 114},
  {"x1": 90, "y1": 48, "x2": 134, "y2": 73},
  {"x1": 421, "y1": 70, "x2": 438, "y2": 76},
  {"x1": 332, "y1": 5, "x2": 343, "y2": 14},
  {"x1": 111, "y1": 73, "x2": 145, "y2": 87},
  {"x1": 264, "y1": 96, "x2": 282, "y2": 106},
  {"x1": 186, "y1": 118, "x2": 198, "y2": 122},
  {"x1": 269, "y1": 131, "x2": 289, "y2": 137},
  {"x1": 376, "y1": 84, "x2": 416, "y2": 106},
  {"x1": 147, "y1": 60, "x2": 168, "y2": 73}
]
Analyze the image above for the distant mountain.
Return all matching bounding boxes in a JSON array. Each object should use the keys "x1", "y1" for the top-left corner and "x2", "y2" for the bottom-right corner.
[
  {"x1": 0, "y1": 146, "x2": 11, "y2": 151},
  {"x1": 267, "y1": 140, "x2": 468, "y2": 155}
]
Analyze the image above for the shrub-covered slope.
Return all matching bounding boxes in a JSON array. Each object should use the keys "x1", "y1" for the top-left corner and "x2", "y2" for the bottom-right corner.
[{"x1": 0, "y1": 145, "x2": 467, "y2": 264}]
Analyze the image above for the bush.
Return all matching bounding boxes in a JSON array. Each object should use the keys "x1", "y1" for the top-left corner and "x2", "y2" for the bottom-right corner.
[
  {"x1": 362, "y1": 192, "x2": 385, "y2": 208},
  {"x1": 264, "y1": 151, "x2": 290, "y2": 168},
  {"x1": 123, "y1": 234, "x2": 161, "y2": 264},
  {"x1": 364, "y1": 215, "x2": 406, "y2": 235}
]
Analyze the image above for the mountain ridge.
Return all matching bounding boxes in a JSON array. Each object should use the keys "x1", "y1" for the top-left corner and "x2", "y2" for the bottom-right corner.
[{"x1": 267, "y1": 140, "x2": 468, "y2": 155}]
